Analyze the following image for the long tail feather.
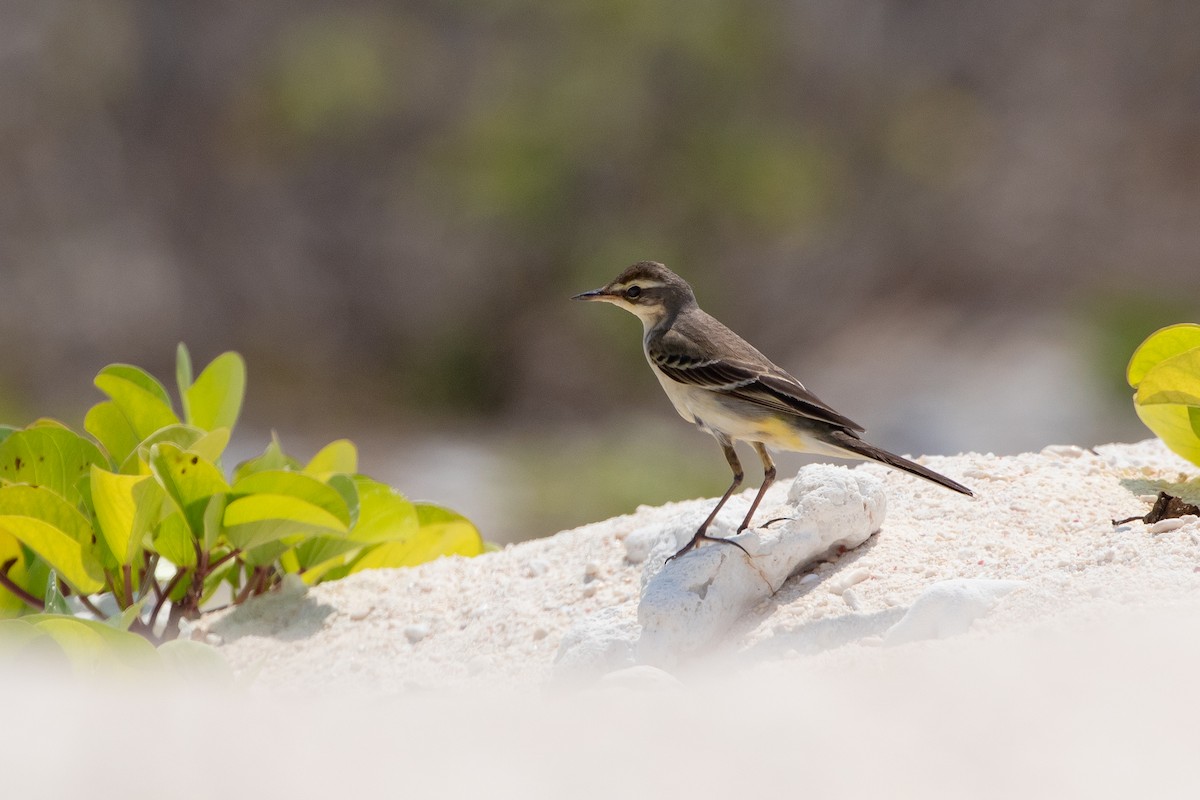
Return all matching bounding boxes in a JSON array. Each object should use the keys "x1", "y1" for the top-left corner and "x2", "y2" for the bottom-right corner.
[{"x1": 825, "y1": 431, "x2": 974, "y2": 496}]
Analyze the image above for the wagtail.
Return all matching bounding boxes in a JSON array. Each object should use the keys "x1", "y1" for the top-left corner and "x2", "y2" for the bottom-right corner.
[{"x1": 573, "y1": 261, "x2": 973, "y2": 559}]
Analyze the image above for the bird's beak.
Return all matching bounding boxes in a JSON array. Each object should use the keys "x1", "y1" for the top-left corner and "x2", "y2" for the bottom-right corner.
[{"x1": 571, "y1": 287, "x2": 614, "y2": 302}]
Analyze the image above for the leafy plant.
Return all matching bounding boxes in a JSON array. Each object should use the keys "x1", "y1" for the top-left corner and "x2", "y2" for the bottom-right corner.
[
  {"x1": 0, "y1": 345, "x2": 485, "y2": 639},
  {"x1": 1127, "y1": 323, "x2": 1200, "y2": 466}
]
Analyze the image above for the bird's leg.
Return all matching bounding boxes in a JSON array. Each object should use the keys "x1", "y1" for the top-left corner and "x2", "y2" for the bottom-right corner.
[
  {"x1": 669, "y1": 438, "x2": 750, "y2": 561},
  {"x1": 736, "y1": 442, "x2": 776, "y2": 533}
]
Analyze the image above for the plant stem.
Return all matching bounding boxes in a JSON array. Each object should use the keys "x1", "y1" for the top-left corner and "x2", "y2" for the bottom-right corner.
[
  {"x1": 208, "y1": 549, "x2": 242, "y2": 571},
  {"x1": 149, "y1": 567, "x2": 188, "y2": 632},
  {"x1": 0, "y1": 558, "x2": 44, "y2": 611},
  {"x1": 234, "y1": 566, "x2": 265, "y2": 605},
  {"x1": 76, "y1": 593, "x2": 105, "y2": 619},
  {"x1": 121, "y1": 563, "x2": 134, "y2": 609}
]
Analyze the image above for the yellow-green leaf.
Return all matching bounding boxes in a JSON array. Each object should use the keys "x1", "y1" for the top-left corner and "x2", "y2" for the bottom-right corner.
[
  {"x1": 223, "y1": 494, "x2": 348, "y2": 550},
  {"x1": 304, "y1": 439, "x2": 358, "y2": 478},
  {"x1": 0, "y1": 531, "x2": 34, "y2": 617},
  {"x1": 349, "y1": 502, "x2": 483, "y2": 573},
  {"x1": 184, "y1": 352, "x2": 246, "y2": 433},
  {"x1": 0, "y1": 487, "x2": 104, "y2": 594},
  {"x1": 85, "y1": 401, "x2": 141, "y2": 467},
  {"x1": 1135, "y1": 403, "x2": 1200, "y2": 466},
  {"x1": 91, "y1": 467, "x2": 162, "y2": 565},
  {"x1": 119, "y1": 425, "x2": 232, "y2": 475},
  {"x1": 231, "y1": 471, "x2": 352, "y2": 527},
  {"x1": 0, "y1": 426, "x2": 107, "y2": 506},
  {"x1": 153, "y1": 512, "x2": 196, "y2": 567},
  {"x1": 1135, "y1": 347, "x2": 1200, "y2": 408},
  {"x1": 347, "y1": 477, "x2": 419, "y2": 544},
  {"x1": 24, "y1": 615, "x2": 158, "y2": 672},
  {"x1": 1127, "y1": 323, "x2": 1200, "y2": 387},
  {"x1": 149, "y1": 443, "x2": 231, "y2": 537},
  {"x1": 94, "y1": 365, "x2": 180, "y2": 440}
]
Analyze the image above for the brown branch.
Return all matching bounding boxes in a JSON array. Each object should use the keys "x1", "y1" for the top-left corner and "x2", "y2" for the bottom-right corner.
[
  {"x1": 76, "y1": 593, "x2": 105, "y2": 618},
  {"x1": 121, "y1": 563, "x2": 134, "y2": 609},
  {"x1": 234, "y1": 566, "x2": 266, "y2": 605},
  {"x1": 148, "y1": 567, "x2": 188, "y2": 632},
  {"x1": 0, "y1": 558, "x2": 44, "y2": 611},
  {"x1": 207, "y1": 549, "x2": 241, "y2": 571}
]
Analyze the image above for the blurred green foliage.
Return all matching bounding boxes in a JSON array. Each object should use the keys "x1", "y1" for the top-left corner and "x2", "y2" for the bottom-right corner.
[{"x1": 0, "y1": 345, "x2": 485, "y2": 638}]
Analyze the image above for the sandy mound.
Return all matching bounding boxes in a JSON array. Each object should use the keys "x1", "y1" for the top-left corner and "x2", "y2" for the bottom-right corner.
[{"x1": 195, "y1": 439, "x2": 1200, "y2": 693}]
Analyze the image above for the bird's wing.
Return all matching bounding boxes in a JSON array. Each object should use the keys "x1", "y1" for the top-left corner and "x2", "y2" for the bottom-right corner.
[{"x1": 649, "y1": 337, "x2": 865, "y2": 433}]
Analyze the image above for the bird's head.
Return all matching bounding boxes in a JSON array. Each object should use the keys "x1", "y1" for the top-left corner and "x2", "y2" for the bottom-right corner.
[{"x1": 571, "y1": 261, "x2": 696, "y2": 327}]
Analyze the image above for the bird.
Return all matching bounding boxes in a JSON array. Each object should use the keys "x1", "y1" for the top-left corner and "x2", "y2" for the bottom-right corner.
[{"x1": 572, "y1": 261, "x2": 973, "y2": 560}]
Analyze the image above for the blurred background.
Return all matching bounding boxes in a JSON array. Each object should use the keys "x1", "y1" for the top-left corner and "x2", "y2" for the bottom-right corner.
[{"x1": 1, "y1": 1, "x2": 1198, "y2": 542}]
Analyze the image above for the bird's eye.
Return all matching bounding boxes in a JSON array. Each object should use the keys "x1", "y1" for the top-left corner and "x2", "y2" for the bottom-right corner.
[{"x1": 625, "y1": 285, "x2": 642, "y2": 299}]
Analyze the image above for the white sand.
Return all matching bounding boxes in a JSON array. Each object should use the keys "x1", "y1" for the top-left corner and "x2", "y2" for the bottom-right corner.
[
  {"x1": 8, "y1": 439, "x2": 1200, "y2": 798},
  {"x1": 194, "y1": 439, "x2": 1200, "y2": 696}
]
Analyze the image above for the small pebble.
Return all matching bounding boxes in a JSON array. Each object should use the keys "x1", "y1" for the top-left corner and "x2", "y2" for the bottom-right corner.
[
  {"x1": 525, "y1": 559, "x2": 549, "y2": 578},
  {"x1": 827, "y1": 567, "x2": 870, "y2": 594},
  {"x1": 532, "y1": 627, "x2": 548, "y2": 641},
  {"x1": 348, "y1": 606, "x2": 373, "y2": 621},
  {"x1": 583, "y1": 561, "x2": 601, "y2": 581},
  {"x1": 582, "y1": 584, "x2": 597, "y2": 598},
  {"x1": 205, "y1": 633, "x2": 223, "y2": 647},
  {"x1": 404, "y1": 624, "x2": 430, "y2": 644},
  {"x1": 1148, "y1": 518, "x2": 1186, "y2": 534},
  {"x1": 841, "y1": 588, "x2": 863, "y2": 611}
]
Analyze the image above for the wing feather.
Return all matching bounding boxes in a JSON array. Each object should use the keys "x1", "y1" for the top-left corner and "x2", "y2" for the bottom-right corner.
[{"x1": 649, "y1": 345, "x2": 865, "y2": 433}]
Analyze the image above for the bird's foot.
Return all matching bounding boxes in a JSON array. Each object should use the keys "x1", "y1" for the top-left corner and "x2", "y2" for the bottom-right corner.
[{"x1": 666, "y1": 531, "x2": 751, "y2": 563}]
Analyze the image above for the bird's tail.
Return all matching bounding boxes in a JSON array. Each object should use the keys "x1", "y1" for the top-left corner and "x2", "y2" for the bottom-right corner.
[{"x1": 824, "y1": 431, "x2": 974, "y2": 497}]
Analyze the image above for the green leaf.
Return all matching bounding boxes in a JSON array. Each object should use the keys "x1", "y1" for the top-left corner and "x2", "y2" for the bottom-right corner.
[
  {"x1": 241, "y1": 539, "x2": 290, "y2": 568},
  {"x1": 23, "y1": 614, "x2": 158, "y2": 672},
  {"x1": 93, "y1": 364, "x2": 180, "y2": 440},
  {"x1": 176, "y1": 343, "x2": 194, "y2": 398},
  {"x1": 350, "y1": 502, "x2": 484, "y2": 572},
  {"x1": 0, "y1": 425, "x2": 107, "y2": 507},
  {"x1": 0, "y1": 618, "x2": 45, "y2": 649},
  {"x1": 346, "y1": 477, "x2": 419, "y2": 544},
  {"x1": 43, "y1": 571, "x2": 71, "y2": 614},
  {"x1": 0, "y1": 485, "x2": 104, "y2": 594},
  {"x1": 202, "y1": 493, "x2": 227, "y2": 551},
  {"x1": 119, "y1": 424, "x2": 232, "y2": 474},
  {"x1": 153, "y1": 512, "x2": 197, "y2": 568},
  {"x1": 1135, "y1": 402, "x2": 1200, "y2": 467},
  {"x1": 184, "y1": 352, "x2": 246, "y2": 433},
  {"x1": 327, "y1": 473, "x2": 360, "y2": 529},
  {"x1": 1127, "y1": 323, "x2": 1200, "y2": 387},
  {"x1": 304, "y1": 439, "x2": 358, "y2": 477},
  {"x1": 110, "y1": 594, "x2": 150, "y2": 632},
  {"x1": 232, "y1": 471, "x2": 352, "y2": 527},
  {"x1": 0, "y1": 531, "x2": 34, "y2": 616},
  {"x1": 90, "y1": 466, "x2": 162, "y2": 566},
  {"x1": 233, "y1": 434, "x2": 301, "y2": 481},
  {"x1": 149, "y1": 443, "x2": 231, "y2": 538},
  {"x1": 223, "y1": 493, "x2": 349, "y2": 551},
  {"x1": 1136, "y1": 347, "x2": 1200, "y2": 408},
  {"x1": 1130, "y1": 333, "x2": 1200, "y2": 467},
  {"x1": 85, "y1": 401, "x2": 141, "y2": 467}
]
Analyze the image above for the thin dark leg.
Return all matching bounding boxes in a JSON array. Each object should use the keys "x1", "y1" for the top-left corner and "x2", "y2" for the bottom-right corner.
[
  {"x1": 669, "y1": 438, "x2": 751, "y2": 561},
  {"x1": 737, "y1": 442, "x2": 776, "y2": 532}
]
